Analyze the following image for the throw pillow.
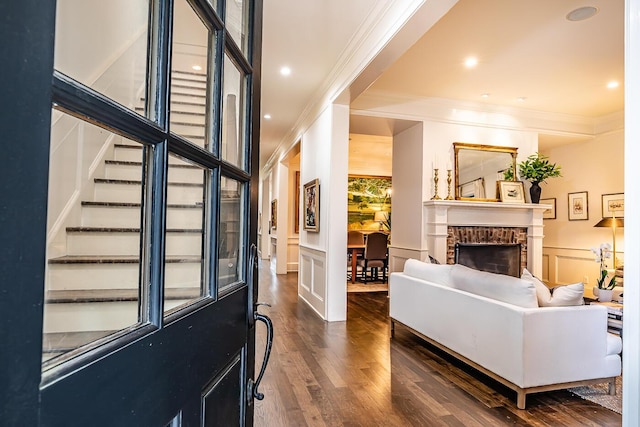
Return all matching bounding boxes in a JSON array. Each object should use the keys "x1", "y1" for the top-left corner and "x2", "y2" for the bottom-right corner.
[
  {"x1": 450, "y1": 264, "x2": 538, "y2": 308},
  {"x1": 428, "y1": 255, "x2": 441, "y2": 264},
  {"x1": 403, "y1": 259, "x2": 453, "y2": 287},
  {"x1": 521, "y1": 268, "x2": 584, "y2": 307}
]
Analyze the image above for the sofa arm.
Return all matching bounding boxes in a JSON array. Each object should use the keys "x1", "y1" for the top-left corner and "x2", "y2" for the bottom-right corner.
[{"x1": 521, "y1": 305, "x2": 621, "y2": 387}]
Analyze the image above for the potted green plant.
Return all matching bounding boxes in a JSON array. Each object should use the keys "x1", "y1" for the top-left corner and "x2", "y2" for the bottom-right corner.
[{"x1": 516, "y1": 153, "x2": 562, "y2": 203}]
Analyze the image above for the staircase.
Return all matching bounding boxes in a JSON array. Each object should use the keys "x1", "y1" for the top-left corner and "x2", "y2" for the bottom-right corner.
[{"x1": 43, "y1": 71, "x2": 217, "y2": 363}]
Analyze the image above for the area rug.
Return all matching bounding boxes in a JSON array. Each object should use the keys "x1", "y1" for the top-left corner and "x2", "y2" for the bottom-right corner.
[
  {"x1": 568, "y1": 376, "x2": 622, "y2": 414},
  {"x1": 346, "y1": 282, "x2": 388, "y2": 293}
]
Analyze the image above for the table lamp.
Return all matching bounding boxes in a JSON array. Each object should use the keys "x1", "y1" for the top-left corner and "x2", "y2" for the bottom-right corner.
[
  {"x1": 594, "y1": 214, "x2": 624, "y2": 269},
  {"x1": 374, "y1": 211, "x2": 389, "y2": 231}
]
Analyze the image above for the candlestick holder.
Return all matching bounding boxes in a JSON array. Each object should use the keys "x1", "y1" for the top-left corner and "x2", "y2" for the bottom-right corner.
[
  {"x1": 431, "y1": 168, "x2": 441, "y2": 200},
  {"x1": 445, "y1": 169, "x2": 454, "y2": 200}
]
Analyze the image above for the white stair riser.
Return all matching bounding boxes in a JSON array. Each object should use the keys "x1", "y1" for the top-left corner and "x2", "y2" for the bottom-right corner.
[
  {"x1": 105, "y1": 163, "x2": 204, "y2": 182},
  {"x1": 172, "y1": 86, "x2": 206, "y2": 97},
  {"x1": 170, "y1": 102, "x2": 206, "y2": 114},
  {"x1": 43, "y1": 301, "x2": 138, "y2": 333},
  {"x1": 47, "y1": 262, "x2": 202, "y2": 291},
  {"x1": 170, "y1": 111, "x2": 205, "y2": 125},
  {"x1": 43, "y1": 298, "x2": 191, "y2": 333},
  {"x1": 81, "y1": 206, "x2": 203, "y2": 228},
  {"x1": 113, "y1": 146, "x2": 144, "y2": 162},
  {"x1": 171, "y1": 123, "x2": 205, "y2": 138},
  {"x1": 94, "y1": 182, "x2": 204, "y2": 204},
  {"x1": 67, "y1": 232, "x2": 202, "y2": 256}
]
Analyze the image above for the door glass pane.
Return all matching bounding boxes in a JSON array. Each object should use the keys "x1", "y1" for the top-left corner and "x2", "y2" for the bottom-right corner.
[
  {"x1": 171, "y1": 0, "x2": 212, "y2": 148},
  {"x1": 226, "y1": 0, "x2": 250, "y2": 56},
  {"x1": 54, "y1": 0, "x2": 149, "y2": 115},
  {"x1": 43, "y1": 110, "x2": 145, "y2": 367},
  {"x1": 219, "y1": 177, "x2": 245, "y2": 293},
  {"x1": 221, "y1": 53, "x2": 247, "y2": 169},
  {"x1": 164, "y1": 154, "x2": 207, "y2": 315}
]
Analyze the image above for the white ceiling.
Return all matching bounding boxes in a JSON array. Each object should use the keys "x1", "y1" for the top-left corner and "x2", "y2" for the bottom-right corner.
[{"x1": 259, "y1": 0, "x2": 624, "y2": 169}]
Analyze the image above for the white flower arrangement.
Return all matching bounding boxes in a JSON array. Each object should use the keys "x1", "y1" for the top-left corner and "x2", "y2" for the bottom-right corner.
[{"x1": 590, "y1": 243, "x2": 616, "y2": 290}]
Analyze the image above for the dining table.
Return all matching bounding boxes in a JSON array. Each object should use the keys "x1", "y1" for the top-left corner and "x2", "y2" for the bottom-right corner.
[{"x1": 347, "y1": 244, "x2": 365, "y2": 283}]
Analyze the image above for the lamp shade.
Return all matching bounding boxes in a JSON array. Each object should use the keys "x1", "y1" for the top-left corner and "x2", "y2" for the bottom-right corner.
[
  {"x1": 594, "y1": 218, "x2": 624, "y2": 228},
  {"x1": 373, "y1": 211, "x2": 388, "y2": 222}
]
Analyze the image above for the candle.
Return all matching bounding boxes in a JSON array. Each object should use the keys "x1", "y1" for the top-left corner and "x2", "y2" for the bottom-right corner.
[
  {"x1": 433, "y1": 154, "x2": 439, "y2": 170},
  {"x1": 447, "y1": 159, "x2": 452, "y2": 171}
]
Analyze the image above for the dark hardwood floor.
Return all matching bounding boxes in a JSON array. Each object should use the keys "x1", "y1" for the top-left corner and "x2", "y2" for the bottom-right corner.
[{"x1": 254, "y1": 267, "x2": 621, "y2": 426}]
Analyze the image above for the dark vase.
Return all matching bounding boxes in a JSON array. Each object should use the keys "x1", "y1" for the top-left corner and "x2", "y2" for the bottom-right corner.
[{"x1": 529, "y1": 182, "x2": 542, "y2": 204}]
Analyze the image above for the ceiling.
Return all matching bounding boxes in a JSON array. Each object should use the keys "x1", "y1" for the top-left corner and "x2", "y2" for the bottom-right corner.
[{"x1": 259, "y1": 0, "x2": 624, "y2": 170}]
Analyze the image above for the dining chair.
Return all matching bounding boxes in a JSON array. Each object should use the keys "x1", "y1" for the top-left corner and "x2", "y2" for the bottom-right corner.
[
  {"x1": 347, "y1": 230, "x2": 365, "y2": 280},
  {"x1": 357, "y1": 231, "x2": 388, "y2": 282}
]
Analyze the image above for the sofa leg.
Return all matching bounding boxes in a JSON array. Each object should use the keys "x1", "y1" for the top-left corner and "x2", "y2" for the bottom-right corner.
[
  {"x1": 516, "y1": 392, "x2": 526, "y2": 409},
  {"x1": 608, "y1": 378, "x2": 616, "y2": 395}
]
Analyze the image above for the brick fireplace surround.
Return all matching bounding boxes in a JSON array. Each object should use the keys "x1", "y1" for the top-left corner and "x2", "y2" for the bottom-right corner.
[
  {"x1": 424, "y1": 200, "x2": 548, "y2": 277},
  {"x1": 447, "y1": 226, "x2": 528, "y2": 274}
]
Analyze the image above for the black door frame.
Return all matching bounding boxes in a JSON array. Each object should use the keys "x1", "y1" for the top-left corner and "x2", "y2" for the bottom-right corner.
[{"x1": 0, "y1": 0, "x2": 263, "y2": 424}]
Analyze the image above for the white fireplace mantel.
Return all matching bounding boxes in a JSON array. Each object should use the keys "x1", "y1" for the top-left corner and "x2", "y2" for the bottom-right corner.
[{"x1": 424, "y1": 200, "x2": 549, "y2": 277}]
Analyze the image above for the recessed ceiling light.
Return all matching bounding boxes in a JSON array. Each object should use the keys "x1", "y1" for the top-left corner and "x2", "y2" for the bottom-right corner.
[
  {"x1": 517, "y1": 97, "x2": 527, "y2": 102},
  {"x1": 464, "y1": 57, "x2": 478, "y2": 68},
  {"x1": 192, "y1": 65, "x2": 202, "y2": 71},
  {"x1": 280, "y1": 66, "x2": 291, "y2": 76},
  {"x1": 480, "y1": 93, "x2": 490, "y2": 98},
  {"x1": 607, "y1": 81, "x2": 620, "y2": 89},
  {"x1": 263, "y1": 114, "x2": 271, "y2": 119},
  {"x1": 566, "y1": 6, "x2": 599, "y2": 22}
]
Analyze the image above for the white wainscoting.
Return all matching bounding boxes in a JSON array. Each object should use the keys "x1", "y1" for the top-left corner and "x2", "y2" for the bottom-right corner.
[
  {"x1": 298, "y1": 245, "x2": 327, "y2": 319},
  {"x1": 287, "y1": 236, "x2": 299, "y2": 272},
  {"x1": 542, "y1": 246, "x2": 624, "y2": 299},
  {"x1": 388, "y1": 246, "x2": 431, "y2": 273}
]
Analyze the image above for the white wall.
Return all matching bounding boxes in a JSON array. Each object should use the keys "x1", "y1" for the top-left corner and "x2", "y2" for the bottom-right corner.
[
  {"x1": 298, "y1": 103, "x2": 349, "y2": 321},
  {"x1": 540, "y1": 130, "x2": 624, "y2": 290}
]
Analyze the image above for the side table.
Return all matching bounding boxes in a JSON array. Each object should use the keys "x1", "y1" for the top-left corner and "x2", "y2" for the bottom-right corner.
[{"x1": 590, "y1": 301, "x2": 623, "y2": 336}]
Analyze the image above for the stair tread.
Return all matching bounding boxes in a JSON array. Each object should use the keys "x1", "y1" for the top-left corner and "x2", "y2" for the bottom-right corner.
[
  {"x1": 81, "y1": 201, "x2": 202, "y2": 208},
  {"x1": 105, "y1": 161, "x2": 201, "y2": 169},
  {"x1": 66, "y1": 226, "x2": 202, "y2": 233},
  {"x1": 46, "y1": 287, "x2": 201, "y2": 303},
  {"x1": 48, "y1": 255, "x2": 201, "y2": 264},
  {"x1": 94, "y1": 178, "x2": 203, "y2": 187}
]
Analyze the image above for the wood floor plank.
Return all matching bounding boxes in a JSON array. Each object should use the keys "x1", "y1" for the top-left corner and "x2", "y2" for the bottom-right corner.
[{"x1": 254, "y1": 268, "x2": 622, "y2": 426}]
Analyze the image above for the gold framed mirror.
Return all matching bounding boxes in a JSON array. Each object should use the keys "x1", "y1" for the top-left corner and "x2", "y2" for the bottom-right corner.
[{"x1": 453, "y1": 142, "x2": 518, "y2": 201}]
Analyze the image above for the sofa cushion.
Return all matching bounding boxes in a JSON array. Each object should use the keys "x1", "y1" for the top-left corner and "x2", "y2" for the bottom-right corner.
[
  {"x1": 522, "y1": 268, "x2": 584, "y2": 307},
  {"x1": 403, "y1": 259, "x2": 453, "y2": 287},
  {"x1": 607, "y1": 333, "x2": 623, "y2": 355},
  {"x1": 450, "y1": 264, "x2": 538, "y2": 308}
]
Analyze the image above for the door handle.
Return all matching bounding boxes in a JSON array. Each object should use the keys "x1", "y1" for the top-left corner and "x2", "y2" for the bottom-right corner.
[{"x1": 249, "y1": 302, "x2": 273, "y2": 401}]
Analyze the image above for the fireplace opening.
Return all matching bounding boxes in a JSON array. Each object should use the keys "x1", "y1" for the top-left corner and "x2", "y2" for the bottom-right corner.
[{"x1": 454, "y1": 243, "x2": 522, "y2": 277}]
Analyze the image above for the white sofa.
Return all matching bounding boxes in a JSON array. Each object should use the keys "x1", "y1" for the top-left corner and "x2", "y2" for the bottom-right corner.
[{"x1": 389, "y1": 259, "x2": 622, "y2": 409}]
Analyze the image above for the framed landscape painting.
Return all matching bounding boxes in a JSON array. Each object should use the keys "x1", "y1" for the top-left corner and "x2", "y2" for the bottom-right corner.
[{"x1": 347, "y1": 175, "x2": 392, "y2": 230}]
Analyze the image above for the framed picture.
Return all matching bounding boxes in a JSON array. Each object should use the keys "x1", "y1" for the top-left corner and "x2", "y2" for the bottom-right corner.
[
  {"x1": 347, "y1": 175, "x2": 392, "y2": 230},
  {"x1": 303, "y1": 179, "x2": 320, "y2": 232},
  {"x1": 498, "y1": 181, "x2": 525, "y2": 204},
  {"x1": 540, "y1": 198, "x2": 556, "y2": 219},
  {"x1": 568, "y1": 191, "x2": 589, "y2": 221},
  {"x1": 294, "y1": 171, "x2": 300, "y2": 233},
  {"x1": 602, "y1": 193, "x2": 624, "y2": 218},
  {"x1": 270, "y1": 199, "x2": 277, "y2": 230}
]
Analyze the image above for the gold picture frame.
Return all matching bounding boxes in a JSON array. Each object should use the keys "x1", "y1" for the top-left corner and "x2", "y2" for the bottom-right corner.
[
  {"x1": 270, "y1": 199, "x2": 277, "y2": 230},
  {"x1": 540, "y1": 198, "x2": 556, "y2": 219},
  {"x1": 602, "y1": 193, "x2": 624, "y2": 218},
  {"x1": 498, "y1": 180, "x2": 525, "y2": 203},
  {"x1": 303, "y1": 179, "x2": 320, "y2": 232}
]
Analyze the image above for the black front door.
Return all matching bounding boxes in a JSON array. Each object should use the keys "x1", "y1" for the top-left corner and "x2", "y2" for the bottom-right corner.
[{"x1": 0, "y1": 0, "x2": 265, "y2": 425}]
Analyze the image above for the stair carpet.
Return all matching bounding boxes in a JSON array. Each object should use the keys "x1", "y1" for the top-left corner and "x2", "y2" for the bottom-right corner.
[{"x1": 44, "y1": 71, "x2": 212, "y2": 362}]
